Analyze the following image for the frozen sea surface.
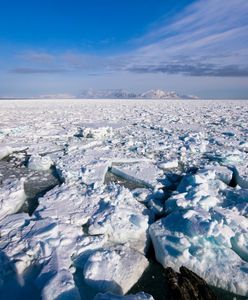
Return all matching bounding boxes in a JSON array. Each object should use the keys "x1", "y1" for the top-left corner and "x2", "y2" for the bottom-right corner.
[{"x1": 0, "y1": 99, "x2": 248, "y2": 300}]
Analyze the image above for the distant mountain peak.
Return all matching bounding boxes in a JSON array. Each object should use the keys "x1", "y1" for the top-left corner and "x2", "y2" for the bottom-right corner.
[
  {"x1": 139, "y1": 89, "x2": 181, "y2": 99},
  {"x1": 78, "y1": 89, "x2": 198, "y2": 99}
]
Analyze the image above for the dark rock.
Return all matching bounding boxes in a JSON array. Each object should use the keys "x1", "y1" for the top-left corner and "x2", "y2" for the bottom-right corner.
[{"x1": 165, "y1": 266, "x2": 217, "y2": 300}]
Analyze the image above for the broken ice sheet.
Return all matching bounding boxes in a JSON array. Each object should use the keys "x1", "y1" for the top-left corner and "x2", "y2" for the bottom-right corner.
[
  {"x1": 151, "y1": 167, "x2": 248, "y2": 297},
  {"x1": 1, "y1": 99, "x2": 248, "y2": 299},
  {"x1": 87, "y1": 185, "x2": 152, "y2": 254},
  {"x1": 0, "y1": 154, "x2": 61, "y2": 216}
]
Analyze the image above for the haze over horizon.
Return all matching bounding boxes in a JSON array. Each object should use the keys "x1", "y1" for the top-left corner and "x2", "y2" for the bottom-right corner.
[{"x1": 0, "y1": 0, "x2": 248, "y2": 99}]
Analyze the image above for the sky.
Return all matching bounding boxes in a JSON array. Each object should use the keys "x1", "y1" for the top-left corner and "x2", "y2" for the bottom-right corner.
[{"x1": 0, "y1": 0, "x2": 247, "y2": 98}]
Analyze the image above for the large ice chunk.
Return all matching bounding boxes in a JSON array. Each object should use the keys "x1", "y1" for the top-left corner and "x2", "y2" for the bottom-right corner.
[
  {"x1": 0, "y1": 214, "x2": 82, "y2": 300},
  {"x1": 87, "y1": 185, "x2": 151, "y2": 253},
  {"x1": 166, "y1": 169, "x2": 226, "y2": 212},
  {"x1": 151, "y1": 167, "x2": 248, "y2": 296},
  {"x1": 110, "y1": 162, "x2": 163, "y2": 189},
  {"x1": 84, "y1": 245, "x2": 148, "y2": 295},
  {"x1": 149, "y1": 212, "x2": 248, "y2": 296}
]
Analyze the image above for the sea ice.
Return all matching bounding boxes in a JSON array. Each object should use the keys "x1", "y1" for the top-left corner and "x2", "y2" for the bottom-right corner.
[
  {"x1": 157, "y1": 159, "x2": 178, "y2": 170},
  {"x1": 87, "y1": 185, "x2": 151, "y2": 253},
  {"x1": 0, "y1": 145, "x2": 13, "y2": 160},
  {"x1": 151, "y1": 166, "x2": 248, "y2": 296},
  {"x1": 1, "y1": 99, "x2": 248, "y2": 299},
  {"x1": 75, "y1": 126, "x2": 113, "y2": 139},
  {"x1": 84, "y1": 245, "x2": 148, "y2": 295},
  {"x1": 110, "y1": 162, "x2": 163, "y2": 189},
  {"x1": 0, "y1": 178, "x2": 26, "y2": 219},
  {"x1": 28, "y1": 154, "x2": 53, "y2": 171}
]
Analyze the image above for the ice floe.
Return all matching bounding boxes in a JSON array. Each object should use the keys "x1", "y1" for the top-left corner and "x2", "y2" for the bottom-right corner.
[
  {"x1": 84, "y1": 245, "x2": 148, "y2": 295},
  {"x1": 1, "y1": 99, "x2": 248, "y2": 299},
  {"x1": 150, "y1": 167, "x2": 248, "y2": 296}
]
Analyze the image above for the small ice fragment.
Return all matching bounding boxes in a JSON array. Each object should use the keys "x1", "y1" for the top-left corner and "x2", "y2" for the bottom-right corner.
[
  {"x1": 28, "y1": 154, "x2": 53, "y2": 171},
  {"x1": 157, "y1": 160, "x2": 178, "y2": 170},
  {"x1": 0, "y1": 146, "x2": 13, "y2": 160}
]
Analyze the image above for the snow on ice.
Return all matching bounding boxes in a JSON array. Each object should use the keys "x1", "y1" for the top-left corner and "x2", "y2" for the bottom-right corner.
[
  {"x1": 28, "y1": 154, "x2": 54, "y2": 171},
  {"x1": 0, "y1": 99, "x2": 248, "y2": 299},
  {"x1": 84, "y1": 245, "x2": 148, "y2": 294}
]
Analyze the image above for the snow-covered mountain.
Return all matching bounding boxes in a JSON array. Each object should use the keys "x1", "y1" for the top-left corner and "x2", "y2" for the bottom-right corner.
[
  {"x1": 139, "y1": 89, "x2": 181, "y2": 99},
  {"x1": 78, "y1": 89, "x2": 137, "y2": 99},
  {"x1": 78, "y1": 89, "x2": 198, "y2": 99}
]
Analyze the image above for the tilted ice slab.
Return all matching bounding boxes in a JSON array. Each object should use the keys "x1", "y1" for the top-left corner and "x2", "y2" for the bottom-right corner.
[
  {"x1": 213, "y1": 207, "x2": 248, "y2": 262},
  {"x1": 87, "y1": 185, "x2": 152, "y2": 253},
  {"x1": 0, "y1": 178, "x2": 26, "y2": 219},
  {"x1": 55, "y1": 146, "x2": 113, "y2": 185},
  {"x1": 150, "y1": 166, "x2": 248, "y2": 296},
  {"x1": 81, "y1": 160, "x2": 110, "y2": 187},
  {"x1": 84, "y1": 245, "x2": 148, "y2": 295},
  {"x1": 94, "y1": 292, "x2": 154, "y2": 300},
  {"x1": 110, "y1": 162, "x2": 163, "y2": 189}
]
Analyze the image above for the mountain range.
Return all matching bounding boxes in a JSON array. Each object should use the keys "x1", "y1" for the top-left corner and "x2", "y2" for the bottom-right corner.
[{"x1": 78, "y1": 89, "x2": 199, "y2": 99}]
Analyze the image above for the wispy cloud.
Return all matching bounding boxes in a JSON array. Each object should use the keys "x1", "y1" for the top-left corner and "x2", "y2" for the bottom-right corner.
[
  {"x1": 17, "y1": 51, "x2": 55, "y2": 63},
  {"x1": 10, "y1": 67, "x2": 69, "y2": 74},
  {"x1": 5, "y1": 0, "x2": 248, "y2": 78},
  {"x1": 125, "y1": 0, "x2": 248, "y2": 76},
  {"x1": 129, "y1": 63, "x2": 248, "y2": 77}
]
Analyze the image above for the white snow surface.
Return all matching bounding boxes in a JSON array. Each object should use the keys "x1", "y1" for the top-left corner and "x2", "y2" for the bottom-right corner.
[
  {"x1": 28, "y1": 154, "x2": 53, "y2": 171},
  {"x1": 0, "y1": 99, "x2": 248, "y2": 299},
  {"x1": 84, "y1": 245, "x2": 148, "y2": 295},
  {"x1": 151, "y1": 167, "x2": 248, "y2": 296},
  {"x1": 0, "y1": 178, "x2": 26, "y2": 219},
  {"x1": 0, "y1": 146, "x2": 13, "y2": 160}
]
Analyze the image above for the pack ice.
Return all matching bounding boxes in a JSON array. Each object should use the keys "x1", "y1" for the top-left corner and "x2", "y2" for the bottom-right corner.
[
  {"x1": 150, "y1": 167, "x2": 248, "y2": 296},
  {"x1": 0, "y1": 99, "x2": 248, "y2": 299}
]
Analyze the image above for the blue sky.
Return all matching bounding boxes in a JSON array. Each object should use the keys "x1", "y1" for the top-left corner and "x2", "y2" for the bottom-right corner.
[{"x1": 0, "y1": 0, "x2": 247, "y2": 98}]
